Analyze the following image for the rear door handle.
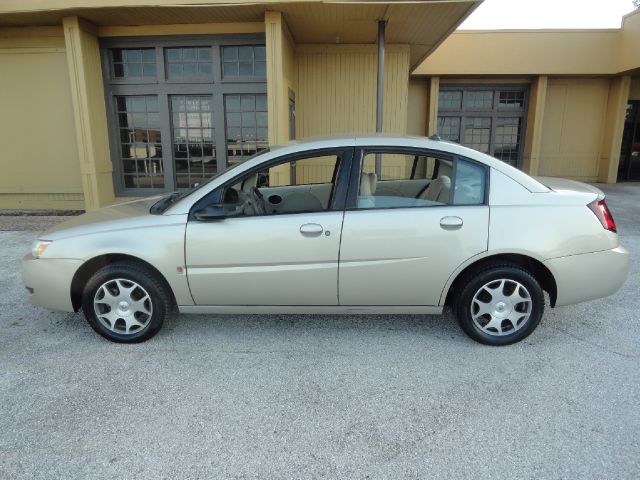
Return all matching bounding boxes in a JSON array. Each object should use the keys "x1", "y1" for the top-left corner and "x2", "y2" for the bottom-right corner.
[
  {"x1": 300, "y1": 223, "x2": 323, "y2": 236},
  {"x1": 440, "y1": 216, "x2": 463, "y2": 229}
]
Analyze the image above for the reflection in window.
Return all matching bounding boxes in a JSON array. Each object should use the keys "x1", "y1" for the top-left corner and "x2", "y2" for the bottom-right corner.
[
  {"x1": 170, "y1": 95, "x2": 215, "y2": 188},
  {"x1": 165, "y1": 47, "x2": 212, "y2": 79},
  {"x1": 463, "y1": 117, "x2": 491, "y2": 154},
  {"x1": 438, "y1": 91, "x2": 462, "y2": 110},
  {"x1": 115, "y1": 95, "x2": 164, "y2": 188},
  {"x1": 111, "y1": 48, "x2": 156, "y2": 79},
  {"x1": 437, "y1": 117, "x2": 461, "y2": 143},
  {"x1": 494, "y1": 117, "x2": 522, "y2": 165},
  {"x1": 464, "y1": 91, "x2": 494, "y2": 109},
  {"x1": 225, "y1": 94, "x2": 268, "y2": 166},
  {"x1": 498, "y1": 91, "x2": 525, "y2": 109},
  {"x1": 222, "y1": 46, "x2": 266, "y2": 77}
]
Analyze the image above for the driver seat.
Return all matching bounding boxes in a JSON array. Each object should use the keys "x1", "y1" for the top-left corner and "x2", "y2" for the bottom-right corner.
[{"x1": 239, "y1": 173, "x2": 260, "y2": 215}]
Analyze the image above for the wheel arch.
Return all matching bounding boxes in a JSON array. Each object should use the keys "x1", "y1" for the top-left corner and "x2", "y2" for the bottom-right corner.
[
  {"x1": 70, "y1": 253, "x2": 177, "y2": 312},
  {"x1": 442, "y1": 252, "x2": 558, "y2": 308}
]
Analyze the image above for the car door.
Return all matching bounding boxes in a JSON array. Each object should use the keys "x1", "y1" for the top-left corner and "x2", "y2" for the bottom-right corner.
[
  {"x1": 338, "y1": 148, "x2": 489, "y2": 306},
  {"x1": 185, "y1": 148, "x2": 352, "y2": 306}
]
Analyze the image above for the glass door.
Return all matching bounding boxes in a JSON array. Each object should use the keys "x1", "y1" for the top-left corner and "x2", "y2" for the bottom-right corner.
[{"x1": 618, "y1": 101, "x2": 640, "y2": 181}]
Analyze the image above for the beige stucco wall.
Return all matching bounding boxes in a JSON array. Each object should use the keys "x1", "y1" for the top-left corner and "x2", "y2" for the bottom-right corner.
[
  {"x1": 538, "y1": 79, "x2": 610, "y2": 181},
  {"x1": 296, "y1": 44, "x2": 410, "y2": 137},
  {"x1": 618, "y1": 11, "x2": 640, "y2": 73},
  {"x1": 0, "y1": 27, "x2": 84, "y2": 209},
  {"x1": 406, "y1": 77, "x2": 428, "y2": 136}
]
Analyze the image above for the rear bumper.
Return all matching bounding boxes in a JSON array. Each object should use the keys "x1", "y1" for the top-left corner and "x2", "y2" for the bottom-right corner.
[
  {"x1": 544, "y1": 246, "x2": 630, "y2": 307},
  {"x1": 22, "y1": 254, "x2": 82, "y2": 312}
]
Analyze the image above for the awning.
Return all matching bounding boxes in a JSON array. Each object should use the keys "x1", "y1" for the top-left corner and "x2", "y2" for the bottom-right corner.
[{"x1": 0, "y1": 0, "x2": 481, "y2": 70}]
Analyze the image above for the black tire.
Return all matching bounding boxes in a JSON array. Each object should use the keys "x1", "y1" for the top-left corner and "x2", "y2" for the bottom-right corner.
[
  {"x1": 454, "y1": 265, "x2": 544, "y2": 346},
  {"x1": 81, "y1": 261, "x2": 172, "y2": 343}
]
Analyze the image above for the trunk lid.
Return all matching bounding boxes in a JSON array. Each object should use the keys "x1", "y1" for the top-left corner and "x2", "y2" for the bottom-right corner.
[{"x1": 534, "y1": 176, "x2": 604, "y2": 199}]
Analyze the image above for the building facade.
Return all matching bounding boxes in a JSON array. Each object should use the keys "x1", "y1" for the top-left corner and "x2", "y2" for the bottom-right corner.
[{"x1": 0, "y1": 1, "x2": 638, "y2": 211}]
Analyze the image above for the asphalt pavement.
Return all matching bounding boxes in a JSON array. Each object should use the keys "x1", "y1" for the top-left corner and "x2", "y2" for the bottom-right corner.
[{"x1": 0, "y1": 184, "x2": 638, "y2": 479}]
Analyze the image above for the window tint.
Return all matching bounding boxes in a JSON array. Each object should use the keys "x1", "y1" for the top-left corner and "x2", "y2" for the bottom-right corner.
[
  {"x1": 355, "y1": 152, "x2": 485, "y2": 209},
  {"x1": 220, "y1": 153, "x2": 341, "y2": 216}
]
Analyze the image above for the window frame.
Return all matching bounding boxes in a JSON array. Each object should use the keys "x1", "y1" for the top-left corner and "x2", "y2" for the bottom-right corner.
[
  {"x1": 101, "y1": 35, "x2": 267, "y2": 197},
  {"x1": 437, "y1": 84, "x2": 529, "y2": 168},
  {"x1": 346, "y1": 146, "x2": 490, "y2": 211},
  {"x1": 188, "y1": 147, "x2": 355, "y2": 221}
]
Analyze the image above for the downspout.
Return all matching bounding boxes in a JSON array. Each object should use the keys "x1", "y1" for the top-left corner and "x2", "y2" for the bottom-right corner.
[{"x1": 375, "y1": 20, "x2": 386, "y2": 174}]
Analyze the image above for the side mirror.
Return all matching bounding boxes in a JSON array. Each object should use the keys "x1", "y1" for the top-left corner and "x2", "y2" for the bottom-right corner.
[{"x1": 194, "y1": 204, "x2": 226, "y2": 221}]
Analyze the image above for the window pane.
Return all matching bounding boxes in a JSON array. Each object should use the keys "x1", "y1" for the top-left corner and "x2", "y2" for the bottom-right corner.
[
  {"x1": 437, "y1": 116, "x2": 461, "y2": 143},
  {"x1": 464, "y1": 91, "x2": 494, "y2": 110},
  {"x1": 494, "y1": 117, "x2": 522, "y2": 166},
  {"x1": 453, "y1": 159, "x2": 485, "y2": 205},
  {"x1": 165, "y1": 47, "x2": 213, "y2": 80},
  {"x1": 221, "y1": 45, "x2": 266, "y2": 77},
  {"x1": 498, "y1": 91, "x2": 525, "y2": 109},
  {"x1": 438, "y1": 91, "x2": 462, "y2": 110},
  {"x1": 356, "y1": 153, "x2": 453, "y2": 209},
  {"x1": 170, "y1": 95, "x2": 216, "y2": 188},
  {"x1": 463, "y1": 117, "x2": 491, "y2": 153},
  {"x1": 111, "y1": 48, "x2": 156, "y2": 80},
  {"x1": 115, "y1": 95, "x2": 164, "y2": 188},
  {"x1": 225, "y1": 94, "x2": 268, "y2": 165},
  {"x1": 222, "y1": 154, "x2": 341, "y2": 216}
]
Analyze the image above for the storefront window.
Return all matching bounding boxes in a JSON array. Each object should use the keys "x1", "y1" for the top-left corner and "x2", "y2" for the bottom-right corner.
[{"x1": 102, "y1": 36, "x2": 267, "y2": 194}]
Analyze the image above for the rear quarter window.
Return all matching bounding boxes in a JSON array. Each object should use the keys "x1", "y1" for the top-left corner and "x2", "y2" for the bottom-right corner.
[{"x1": 453, "y1": 159, "x2": 486, "y2": 205}]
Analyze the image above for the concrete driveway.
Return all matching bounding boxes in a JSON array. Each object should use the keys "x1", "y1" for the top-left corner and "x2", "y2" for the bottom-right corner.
[{"x1": 1, "y1": 184, "x2": 638, "y2": 479}]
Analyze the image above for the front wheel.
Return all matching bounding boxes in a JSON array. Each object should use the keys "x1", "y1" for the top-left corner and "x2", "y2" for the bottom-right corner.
[
  {"x1": 81, "y1": 262, "x2": 172, "y2": 343},
  {"x1": 454, "y1": 265, "x2": 544, "y2": 346}
]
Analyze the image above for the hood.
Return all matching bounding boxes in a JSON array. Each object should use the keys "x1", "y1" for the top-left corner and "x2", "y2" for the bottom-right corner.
[
  {"x1": 534, "y1": 176, "x2": 603, "y2": 199},
  {"x1": 40, "y1": 197, "x2": 162, "y2": 240}
]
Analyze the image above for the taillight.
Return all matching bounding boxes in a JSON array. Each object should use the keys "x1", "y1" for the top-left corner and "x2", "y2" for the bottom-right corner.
[{"x1": 588, "y1": 199, "x2": 617, "y2": 233}]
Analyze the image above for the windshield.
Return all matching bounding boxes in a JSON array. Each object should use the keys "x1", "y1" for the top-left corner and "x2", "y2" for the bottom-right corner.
[{"x1": 150, "y1": 149, "x2": 269, "y2": 214}]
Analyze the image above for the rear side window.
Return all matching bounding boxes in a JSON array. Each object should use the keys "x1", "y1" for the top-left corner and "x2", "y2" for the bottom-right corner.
[
  {"x1": 453, "y1": 158, "x2": 486, "y2": 205},
  {"x1": 355, "y1": 150, "x2": 486, "y2": 209}
]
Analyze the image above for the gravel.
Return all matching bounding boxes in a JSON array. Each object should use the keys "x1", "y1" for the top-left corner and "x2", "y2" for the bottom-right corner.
[{"x1": 0, "y1": 184, "x2": 638, "y2": 479}]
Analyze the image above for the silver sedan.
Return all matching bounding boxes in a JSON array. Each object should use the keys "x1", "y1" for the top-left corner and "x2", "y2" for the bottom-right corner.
[{"x1": 22, "y1": 135, "x2": 629, "y2": 345}]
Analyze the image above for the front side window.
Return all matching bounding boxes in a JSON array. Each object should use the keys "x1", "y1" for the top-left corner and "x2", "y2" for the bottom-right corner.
[
  {"x1": 219, "y1": 153, "x2": 342, "y2": 217},
  {"x1": 355, "y1": 151, "x2": 485, "y2": 209}
]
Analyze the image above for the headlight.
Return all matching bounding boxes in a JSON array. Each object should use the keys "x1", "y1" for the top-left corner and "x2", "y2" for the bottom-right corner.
[{"x1": 31, "y1": 240, "x2": 52, "y2": 258}]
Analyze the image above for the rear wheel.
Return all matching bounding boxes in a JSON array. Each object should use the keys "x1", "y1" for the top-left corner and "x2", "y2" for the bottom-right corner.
[
  {"x1": 81, "y1": 262, "x2": 172, "y2": 343},
  {"x1": 454, "y1": 265, "x2": 544, "y2": 346}
]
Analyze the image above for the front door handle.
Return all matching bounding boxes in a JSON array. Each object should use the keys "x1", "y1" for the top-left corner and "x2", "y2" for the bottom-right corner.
[
  {"x1": 300, "y1": 223, "x2": 324, "y2": 236},
  {"x1": 440, "y1": 216, "x2": 463, "y2": 230}
]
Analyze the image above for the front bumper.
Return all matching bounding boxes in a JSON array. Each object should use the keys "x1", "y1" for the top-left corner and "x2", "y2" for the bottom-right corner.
[
  {"x1": 544, "y1": 246, "x2": 630, "y2": 307},
  {"x1": 22, "y1": 254, "x2": 83, "y2": 312}
]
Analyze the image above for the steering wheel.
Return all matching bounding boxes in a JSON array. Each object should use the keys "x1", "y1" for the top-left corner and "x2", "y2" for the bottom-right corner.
[{"x1": 250, "y1": 187, "x2": 266, "y2": 215}]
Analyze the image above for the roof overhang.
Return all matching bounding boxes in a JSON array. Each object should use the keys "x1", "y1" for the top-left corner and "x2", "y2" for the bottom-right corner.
[{"x1": 0, "y1": 0, "x2": 482, "y2": 70}]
